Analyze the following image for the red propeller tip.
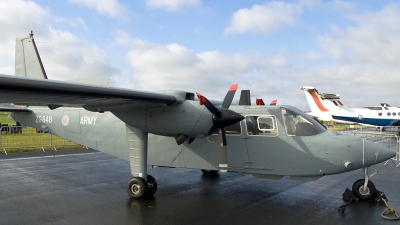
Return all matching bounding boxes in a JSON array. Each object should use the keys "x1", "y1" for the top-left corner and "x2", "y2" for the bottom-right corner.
[
  {"x1": 196, "y1": 92, "x2": 209, "y2": 105},
  {"x1": 228, "y1": 83, "x2": 238, "y2": 92}
]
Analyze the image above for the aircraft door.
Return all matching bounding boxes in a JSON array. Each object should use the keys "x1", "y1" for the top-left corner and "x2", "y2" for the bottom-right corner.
[
  {"x1": 206, "y1": 120, "x2": 249, "y2": 169},
  {"x1": 244, "y1": 115, "x2": 281, "y2": 171}
]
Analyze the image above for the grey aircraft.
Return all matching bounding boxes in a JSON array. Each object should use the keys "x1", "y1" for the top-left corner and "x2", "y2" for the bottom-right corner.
[{"x1": 0, "y1": 32, "x2": 396, "y2": 200}]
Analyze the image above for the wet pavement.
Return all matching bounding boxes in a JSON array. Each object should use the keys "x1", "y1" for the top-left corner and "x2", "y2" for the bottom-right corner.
[{"x1": 1, "y1": 150, "x2": 400, "y2": 225}]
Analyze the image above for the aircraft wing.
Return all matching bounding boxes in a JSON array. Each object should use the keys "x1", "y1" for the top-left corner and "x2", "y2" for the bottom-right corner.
[{"x1": 0, "y1": 74, "x2": 177, "y2": 112}]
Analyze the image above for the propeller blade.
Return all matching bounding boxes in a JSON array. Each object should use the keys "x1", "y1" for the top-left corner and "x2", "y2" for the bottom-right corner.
[
  {"x1": 197, "y1": 84, "x2": 243, "y2": 173},
  {"x1": 196, "y1": 92, "x2": 221, "y2": 117},
  {"x1": 208, "y1": 125, "x2": 218, "y2": 135},
  {"x1": 218, "y1": 129, "x2": 228, "y2": 172},
  {"x1": 221, "y1": 83, "x2": 238, "y2": 109}
]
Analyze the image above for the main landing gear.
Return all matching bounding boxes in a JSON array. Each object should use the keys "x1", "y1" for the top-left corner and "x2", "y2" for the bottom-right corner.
[
  {"x1": 352, "y1": 167, "x2": 377, "y2": 200},
  {"x1": 127, "y1": 175, "x2": 158, "y2": 199}
]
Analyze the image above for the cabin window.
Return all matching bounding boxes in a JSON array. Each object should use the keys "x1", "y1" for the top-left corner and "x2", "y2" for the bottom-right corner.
[
  {"x1": 245, "y1": 116, "x2": 277, "y2": 136},
  {"x1": 378, "y1": 112, "x2": 382, "y2": 116},
  {"x1": 281, "y1": 106, "x2": 326, "y2": 136},
  {"x1": 393, "y1": 112, "x2": 396, "y2": 116},
  {"x1": 387, "y1": 112, "x2": 391, "y2": 116},
  {"x1": 225, "y1": 121, "x2": 241, "y2": 135}
]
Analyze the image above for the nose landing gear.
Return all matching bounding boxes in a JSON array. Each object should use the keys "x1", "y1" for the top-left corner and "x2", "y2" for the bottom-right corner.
[{"x1": 352, "y1": 167, "x2": 378, "y2": 200}]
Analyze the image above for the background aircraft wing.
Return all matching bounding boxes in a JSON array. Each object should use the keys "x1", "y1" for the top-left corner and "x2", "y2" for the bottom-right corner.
[{"x1": 0, "y1": 74, "x2": 177, "y2": 112}]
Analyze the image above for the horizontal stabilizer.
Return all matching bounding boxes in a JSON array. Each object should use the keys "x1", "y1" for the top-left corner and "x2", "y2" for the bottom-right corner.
[{"x1": 0, "y1": 107, "x2": 32, "y2": 112}]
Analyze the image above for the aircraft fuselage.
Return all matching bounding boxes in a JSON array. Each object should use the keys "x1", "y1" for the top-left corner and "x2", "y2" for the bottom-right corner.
[{"x1": 9, "y1": 103, "x2": 394, "y2": 180}]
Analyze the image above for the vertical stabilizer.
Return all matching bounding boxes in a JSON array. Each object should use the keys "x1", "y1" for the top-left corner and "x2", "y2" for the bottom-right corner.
[
  {"x1": 301, "y1": 87, "x2": 329, "y2": 112},
  {"x1": 301, "y1": 86, "x2": 333, "y2": 121},
  {"x1": 15, "y1": 31, "x2": 47, "y2": 79}
]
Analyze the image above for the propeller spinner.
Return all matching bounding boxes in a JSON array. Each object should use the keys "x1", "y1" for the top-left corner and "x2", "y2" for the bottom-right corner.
[{"x1": 196, "y1": 84, "x2": 244, "y2": 172}]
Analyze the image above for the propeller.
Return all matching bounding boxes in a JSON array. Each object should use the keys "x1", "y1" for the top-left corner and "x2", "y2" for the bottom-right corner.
[{"x1": 196, "y1": 84, "x2": 244, "y2": 172}]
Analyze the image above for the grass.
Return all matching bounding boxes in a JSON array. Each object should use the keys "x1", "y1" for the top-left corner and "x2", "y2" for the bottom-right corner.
[
  {"x1": 0, "y1": 113, "x2": 83, "y2": 153},
  {"x1": 0, "y1": 112, "x2": 16, "y2": 125}
]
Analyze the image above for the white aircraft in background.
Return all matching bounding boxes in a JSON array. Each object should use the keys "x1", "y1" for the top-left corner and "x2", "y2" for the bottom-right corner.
[{"x1": 301, "y1": 86, "x2": 400, "y2": 127}]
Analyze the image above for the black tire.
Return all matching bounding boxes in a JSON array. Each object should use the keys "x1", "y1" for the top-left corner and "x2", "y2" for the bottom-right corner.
[
  {"x1": 147, "y1": 175, "x2": 157, "y2": 196},
  {"x1": 127, "y1": 177, "x2": 148, "y2": 199},
  {"x1": 352, "y1": 179, "x2": 377, "y2": 200},
  {"x1": 201, "y1": 169, "x2": 219, "y2": 175}
]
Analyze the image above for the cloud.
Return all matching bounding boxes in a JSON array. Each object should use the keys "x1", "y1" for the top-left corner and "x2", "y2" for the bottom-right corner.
[
  {"x1": 311, "y1": 3, "x2": 400, "y2": 107},
  {"x1": 224, "y1": 1, "x2": 303, "y2": 36},
  {"x1": 37, "y1": 29, "x2": 121, "y2": 81},
  {"x1": 0, "y1": 0, "x2": 120, "y2": 81},
  {"x1": 68, "y1": 0, "x2": 129, "y2": 20},
  {"x1": 1, "y1": 0, "x2": 400, "y2": 111},
  {"x1": 113, "y1": 33, "x2": 290, "y2": 99},
  {"x1": 145, "y1": 0, "x2": 201, "y2": 11},
  {"x1": 317, "y1": 3, "x2": 400, "y2": 72},
  {"x1": 0, "y1": 0, "x2": 51, "y2": 73}
]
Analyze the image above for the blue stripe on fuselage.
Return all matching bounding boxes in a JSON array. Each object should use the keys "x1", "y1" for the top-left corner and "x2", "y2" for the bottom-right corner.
[{"x1": 332, "y1": 115, "x2": 399, "y2": 126}]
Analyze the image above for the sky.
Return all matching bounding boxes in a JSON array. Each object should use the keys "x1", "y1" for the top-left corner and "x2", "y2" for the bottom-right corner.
[{"x1": 0, "y1": 0, "x2": 400, "y2": 111}]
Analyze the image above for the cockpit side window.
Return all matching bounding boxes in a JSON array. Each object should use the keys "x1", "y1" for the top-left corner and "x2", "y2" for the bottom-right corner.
[
  {"x1": 246, "y1": 115, "x2": 277, "y2": 136},
  {"x1": 281, "y1": 106, "x2": 326, "y2": 136}
]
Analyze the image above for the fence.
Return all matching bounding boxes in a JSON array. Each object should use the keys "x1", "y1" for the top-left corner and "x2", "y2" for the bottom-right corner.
[
  {"x1": 342, "y1": 129, "x2": 400, "y2": 167},
  {"x1": 0, "y1": 126, "x2": 83, "y2": 155}
]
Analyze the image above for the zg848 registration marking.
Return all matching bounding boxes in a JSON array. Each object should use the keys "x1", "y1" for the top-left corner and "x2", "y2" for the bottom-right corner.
[{"x1": 36, "y1": 115, "x2": 53, "y2": 123}]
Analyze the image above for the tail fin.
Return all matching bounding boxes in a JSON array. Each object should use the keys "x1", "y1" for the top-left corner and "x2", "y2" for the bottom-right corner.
[
  {"x1": 301, "y1": 86, "x2": 333, "y2": 121},
  {"x1": 15, "y1": 31, "x2": 47, "y2": 79},
  {"x1": 301, "y1": 87, "x2": 329, "y2": 111}
]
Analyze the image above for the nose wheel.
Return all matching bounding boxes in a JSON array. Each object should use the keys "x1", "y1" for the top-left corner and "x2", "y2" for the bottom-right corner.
[
  {"x1": 127, "y1": 175, "x2": 157, "y2": 199},
  {"x1": 352, "y1": 179, "x2": 377, "y2": 200},
  {"x1": 352, "y1": 167, "x2": 378, "y2": 200}
]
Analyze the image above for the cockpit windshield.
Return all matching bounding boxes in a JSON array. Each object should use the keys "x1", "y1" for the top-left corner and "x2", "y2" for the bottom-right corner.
[{"x1": 281, "y1": 106, "x2": 326, "y2": 136}]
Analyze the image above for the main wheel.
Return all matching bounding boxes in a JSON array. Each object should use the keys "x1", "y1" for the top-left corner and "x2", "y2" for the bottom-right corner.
[
  {"x1": 127, "y1": 177, "x2": 148, "y2": 199},
  {"x1": 352, "y1": 179, "x2": 377, "y2": 200},
  {"x1": 201, "y1": 169, "x2": 219, "y2": 175},
  {"x1": 147, "y1": 175, "x2": 157, "y2": 196}
]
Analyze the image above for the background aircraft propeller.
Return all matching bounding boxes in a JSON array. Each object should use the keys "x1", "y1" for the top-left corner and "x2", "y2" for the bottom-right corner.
[{"x1": 196, "y1": 84, "x2": 244, "y2": 172}]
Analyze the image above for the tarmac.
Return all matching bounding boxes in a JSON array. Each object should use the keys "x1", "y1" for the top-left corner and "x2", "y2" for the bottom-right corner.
[{"x1": 1, "y1": 149, "x2": 400, "y2": 225}]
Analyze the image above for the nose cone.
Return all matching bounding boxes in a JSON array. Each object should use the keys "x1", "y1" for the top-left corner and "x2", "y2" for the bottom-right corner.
[{"x1": 364, "y1": 140, "x2": 396, "y2": 166}]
